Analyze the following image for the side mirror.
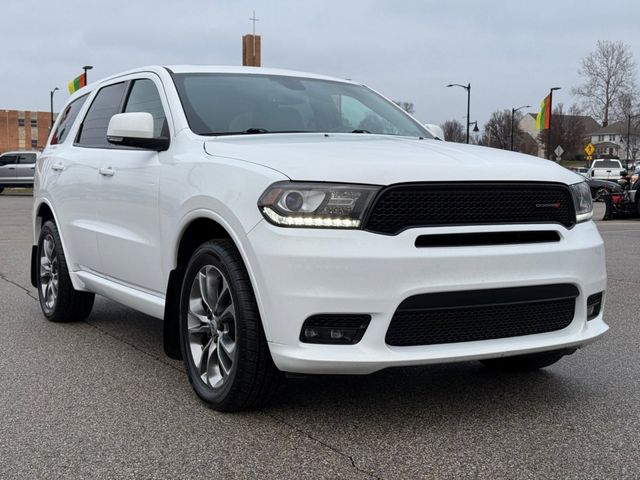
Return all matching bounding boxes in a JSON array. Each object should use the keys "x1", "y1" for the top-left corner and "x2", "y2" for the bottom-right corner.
[
  {"x1": 423, "y1": 123, "x2": 445, "y2": 141},
  {"x1": 107, "y1": 112, "x2": 169, "y2": 151}
]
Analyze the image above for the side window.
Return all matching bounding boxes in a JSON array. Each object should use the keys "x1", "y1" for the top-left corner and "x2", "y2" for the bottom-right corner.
[
  {"x1": 0, "y1": 155, "x2": 17, "y2": 167},
  {"x1": 124, "y1": 79, "x2": 168, "y2": 137},
  {"x1": 18, "y1": 154, "x2": 37, "y2": 164},
  {"x1": 50, "y1": 94, "x2": 89, "y2": 145},
  {"x1": 77, "y1": 82, "x2": 127, "y2": 147}
]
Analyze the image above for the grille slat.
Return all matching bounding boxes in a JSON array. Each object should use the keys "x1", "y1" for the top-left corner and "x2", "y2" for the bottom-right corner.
[
  {"x1": 365, "y1": 183, "x2": 575, "y2": 234},
  {"x1": 386, "y1": 286, "x2": 577, "y2": 347}
]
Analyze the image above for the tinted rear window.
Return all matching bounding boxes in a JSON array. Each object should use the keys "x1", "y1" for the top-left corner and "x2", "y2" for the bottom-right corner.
[
  {"x1": 18, "y1": 153, "x2": 37, "y2": 164},
  {"x1": 77, "y1": 82, "x2": 127, "y2": 147},
  {"x1": 593, "y1": 160, "x2": 621, "y2": 168},
  {"x1": 50, "y1": 94, "x2": 88, "y2": 145}
]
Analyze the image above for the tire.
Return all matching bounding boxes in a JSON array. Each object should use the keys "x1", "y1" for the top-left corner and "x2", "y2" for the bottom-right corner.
[
  {"x1": 37, "y1": 221, "x2": 95, "y2": 322},
  {"x1": 480, "y1": 349, "x2": 572, "y2": 371},
  {"x1": 178, "y1": 239, "x2": 282, "y2": 412}
]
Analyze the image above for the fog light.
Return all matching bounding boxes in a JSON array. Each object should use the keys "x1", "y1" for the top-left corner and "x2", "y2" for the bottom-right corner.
[
  {"x1": 587, "y1": 292, "x2": 603, "y2": 321},
  {"x1": 300, "y1": 315, "x2": 371, "y2": 344},
  {"x1": 304, "y1": 328, "x2": 319, "y2": 339}
]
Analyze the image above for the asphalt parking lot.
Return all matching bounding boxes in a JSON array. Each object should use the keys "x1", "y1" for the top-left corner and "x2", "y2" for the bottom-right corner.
[{"x1": 1, "y1": 192, "x2": 639, "y2": 479}]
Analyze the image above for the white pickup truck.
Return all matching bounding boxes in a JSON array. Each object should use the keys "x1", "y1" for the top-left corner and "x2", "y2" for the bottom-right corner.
[{"x1": 589, "y1": 158, "x2": 624, "y2": 180}]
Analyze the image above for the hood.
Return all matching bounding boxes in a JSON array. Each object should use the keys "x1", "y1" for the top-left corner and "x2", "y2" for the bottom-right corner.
[{"x1": 204, "y1": 133, "x2": 583, "y2": 186}]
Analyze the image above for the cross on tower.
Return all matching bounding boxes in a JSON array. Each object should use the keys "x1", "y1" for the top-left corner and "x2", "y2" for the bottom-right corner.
[{"x1": 249, "y1": 10, "x2": 259, "y2": 37}]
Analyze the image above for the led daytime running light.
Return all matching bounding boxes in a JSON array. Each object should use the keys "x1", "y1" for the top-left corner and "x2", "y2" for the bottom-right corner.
[{"x1": 263, "y1": 207, "x2": 361, "y2": 228}]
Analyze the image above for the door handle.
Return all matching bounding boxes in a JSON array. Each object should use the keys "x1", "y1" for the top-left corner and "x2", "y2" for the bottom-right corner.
[
  {"x1": 51, "y1": 162, "x2": 65, "y2": 171},
  {"x1": 30, "y1": 166, "x2": 36, "y2": 170},
  {"x1": 8, "y1": 166, "x2": 15, "y2": 170},
  {"x1": 99, "y1": 167, "x2": 115, "y2": 177}
]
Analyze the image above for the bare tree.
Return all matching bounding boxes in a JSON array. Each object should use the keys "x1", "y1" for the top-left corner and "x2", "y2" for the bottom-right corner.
[
  {"x1": 393, "y1": 101, "x2": 415, "y2": 114},
  {"x1": 440, "y1": 119, "x2": 466, "y2": 143},
  {"x1": 573, "y1": 40, "x2": 637, "y2": 127},
  {"x1": 478, "y1": 109, "x2": 512, "y2": 150},
  {"x1": 536, "y1": 104, "x2": 588, "y2": 159}
]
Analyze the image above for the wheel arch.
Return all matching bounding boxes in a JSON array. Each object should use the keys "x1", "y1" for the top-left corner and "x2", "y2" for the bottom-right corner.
[{"x1": 163, "y1": 211, "x2": 269, "y2": 360}]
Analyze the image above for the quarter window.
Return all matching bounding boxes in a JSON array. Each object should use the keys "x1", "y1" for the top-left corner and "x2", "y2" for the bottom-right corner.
[
  {"x1": 77, "y1": 82, "x2": 127, "y2": 147},
  {"x1": 124, "y1": 79, "x2": 168, "y2": 137},
  {"x1": 50, "y1": 94, "x2": 89, "y2": 145}
]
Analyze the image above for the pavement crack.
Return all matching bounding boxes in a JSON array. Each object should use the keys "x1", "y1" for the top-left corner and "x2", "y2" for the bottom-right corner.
[
  {"x1": 263, "y1": 412, "x2": 383, "y2": 479},
  {"x1": 83, "y1": 319, "x2": 184, "y2": 373},
  {"x1": 0, "y1": 272, "x2": 38, "y2": 301}
]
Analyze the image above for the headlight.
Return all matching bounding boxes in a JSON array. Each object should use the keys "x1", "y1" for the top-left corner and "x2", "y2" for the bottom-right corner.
[
  {"x1": 258, "y1": 182, "x2": 380, "y2": 228},
  {"x1": 570, "y1": 181, "x2": 593, "y2": 223}
]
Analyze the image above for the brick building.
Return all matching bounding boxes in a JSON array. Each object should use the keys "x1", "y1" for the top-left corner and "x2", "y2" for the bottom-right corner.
[{"x1": 0, "y1": 109, "x2": 54, "y2": 154}]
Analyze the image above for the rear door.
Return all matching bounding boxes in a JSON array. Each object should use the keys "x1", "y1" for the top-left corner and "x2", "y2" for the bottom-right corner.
[
  {"x1": 0, "y1": 154, "x2": 18, "y2": 184},
  {"x1": 15, "y1": 153, "x2": 37, "y2": 184}
]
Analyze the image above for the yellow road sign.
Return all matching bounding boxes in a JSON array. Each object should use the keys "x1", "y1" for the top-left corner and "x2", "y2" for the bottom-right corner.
[{"x1": 585, "y1": 143, "x2": 595, "y2": 157}]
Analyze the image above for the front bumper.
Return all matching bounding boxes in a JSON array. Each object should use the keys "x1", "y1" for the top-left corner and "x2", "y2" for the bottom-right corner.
[{"x1": 245, "y1": 220, "x2": 608, "y2": 374}]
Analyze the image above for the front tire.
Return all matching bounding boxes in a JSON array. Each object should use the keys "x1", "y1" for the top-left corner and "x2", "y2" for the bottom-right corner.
[
  {"x1": 480, "y1": 349, "x2": 572, "y2": 371},
  {"x1": 179, "y1": 239, "x2": 282, "y2": 412},
  {"x1": 37, "y1": 221, "x2": 94, "y2": 322}
]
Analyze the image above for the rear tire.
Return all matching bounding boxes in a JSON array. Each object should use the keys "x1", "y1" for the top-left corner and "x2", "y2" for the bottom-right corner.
[
  {"x1": 480, "y1": 349, "x2": 572, "y2": 371},
  {"x1": 37, "y1": 221, "x2": 94, "y2": 322},
  {"x1": 178, "y1": 239, "x2": 282, "y2": 412}
]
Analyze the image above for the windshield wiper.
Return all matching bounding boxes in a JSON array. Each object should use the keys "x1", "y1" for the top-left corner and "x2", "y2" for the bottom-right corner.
[
  {"x1": 351, "y1": 129, "x2": 371, "y2": 134},
  {"x1": 204, "y1": 128, "x2": 317, "y2": 136}
]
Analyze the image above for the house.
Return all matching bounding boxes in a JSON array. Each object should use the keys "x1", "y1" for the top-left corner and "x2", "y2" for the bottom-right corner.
[{"x1": 588, "y1": 120, "x2": 640, "y2": 161}]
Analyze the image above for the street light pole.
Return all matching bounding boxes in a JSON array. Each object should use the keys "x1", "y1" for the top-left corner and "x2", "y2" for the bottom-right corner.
[
  {"x1": 82, "y1": 65, "x2": 93, "y2": 83},
  {"x1": 547, "y1": 87, "x2": 561, "y2": 159},
  {"x1": 510, "y1": 104, "x2": 531, "y2": 151},
  {"x1": 50, "y1": 87, "x2": 59, "y2": 129},
  {"x1": 447, "y1": 83, "x2": 471, "y2": 144}
]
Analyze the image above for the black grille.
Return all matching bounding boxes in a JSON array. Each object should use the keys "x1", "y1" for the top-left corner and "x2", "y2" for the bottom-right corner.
[
  {"x1": 386, "y1": 284, "x2": 577, "y2": 347},
  {"x1": 365, "y1": 183, "x2": 575, "y2": 234}
]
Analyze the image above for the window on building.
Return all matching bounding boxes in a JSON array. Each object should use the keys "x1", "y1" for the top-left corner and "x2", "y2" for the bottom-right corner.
[
  {"x1": 609, "y1": 135, "x2": 616, "y2": 141},
  {"x1": 124, "y1": 79, "x2": 168, "y2": 137},
  {"x1": 18, "y1": 118, "x2": 25, "y2": 127},
  {"x1": 30, "y1": 114, "x2": 37, "y2": 128},
  {"x1": 76, "y1": 82, "x2": 127, "y2": 147},
  {"x1": 31, "y1": 139, "x2": 38, "y2": 149},
  {"x1": 50, "y1": 94, "x2": 89, "y2": 145},
  {"x1": 598, "y1": 135, "x2": 604, "y2": 142}
]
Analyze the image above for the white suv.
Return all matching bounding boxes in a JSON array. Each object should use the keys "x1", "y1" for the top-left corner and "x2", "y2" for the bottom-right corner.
[{"x1": 31, "y1": 66, "x2": 608, "y2": 411}]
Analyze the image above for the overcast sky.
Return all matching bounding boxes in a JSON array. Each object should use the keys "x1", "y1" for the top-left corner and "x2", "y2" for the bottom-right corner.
[{"x1": 2, "y1": 0, "x2": 639, "y2": 127}]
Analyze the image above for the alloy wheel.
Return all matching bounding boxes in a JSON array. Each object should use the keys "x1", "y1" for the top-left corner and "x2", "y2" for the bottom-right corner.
[
  {"x1": 40, "y1": 234, "x2": 59, "y2": 311},
  {"x1": 187, "y1": 265, "x2": 237, "y2": 389}
]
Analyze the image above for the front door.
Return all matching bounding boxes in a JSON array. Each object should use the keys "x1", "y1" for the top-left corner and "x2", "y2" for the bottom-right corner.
[{"x1": 94, "y1": 77, "x2": 168, "y2": 294}]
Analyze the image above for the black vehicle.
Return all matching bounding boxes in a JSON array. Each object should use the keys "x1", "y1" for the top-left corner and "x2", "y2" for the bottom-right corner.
[{"x1": 578, "y1": 174, "x2": 622, "y2": 202}]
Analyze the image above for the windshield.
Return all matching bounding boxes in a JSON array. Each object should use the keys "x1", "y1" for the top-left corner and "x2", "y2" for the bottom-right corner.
[{"x1": 172, "y1": 73, "x2": 430, "y2": 138}]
